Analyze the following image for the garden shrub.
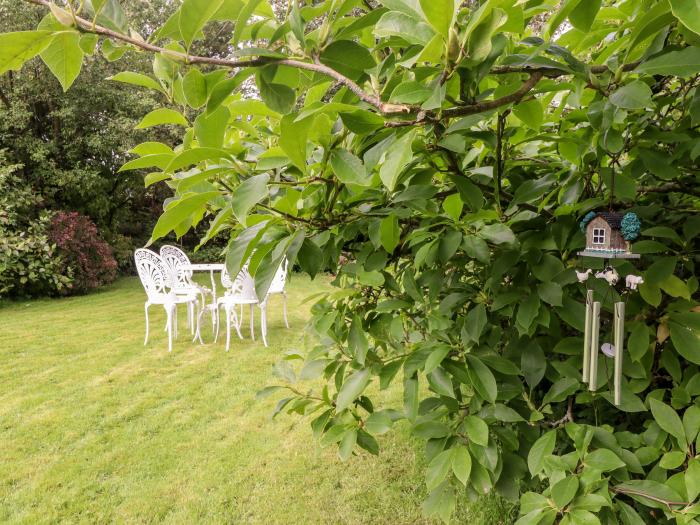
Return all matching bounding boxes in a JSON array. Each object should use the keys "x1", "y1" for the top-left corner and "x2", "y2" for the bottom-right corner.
[
  {"x1": 48, "y1": 211, "x2": 118, "y2": 295},
  {"x1": 0, "y1": 163, "x2": 70, "y2": 297}
]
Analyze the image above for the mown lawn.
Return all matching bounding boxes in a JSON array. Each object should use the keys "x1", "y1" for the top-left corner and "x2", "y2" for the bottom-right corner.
[{"x1": 0, "y1": 275, "x2": 512, "y2": 524}]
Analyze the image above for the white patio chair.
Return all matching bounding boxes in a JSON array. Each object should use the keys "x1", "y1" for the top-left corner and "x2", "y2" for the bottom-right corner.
[
  {"x1": 160, "y1": 245, "x2": 211, "y2": 334},
  {"x1": 215, "y1": 265, "x2": 268, "y2": 350},
  {"x1": 134, "y1": 248, "x2": 199, "y2": 352},
  {"x1": 266, "y1": 258, "x2": 290, "y2": 328}
]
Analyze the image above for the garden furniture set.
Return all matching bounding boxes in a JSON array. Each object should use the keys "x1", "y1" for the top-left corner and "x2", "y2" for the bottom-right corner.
[{"x1": 134, "y1": 245, "x2": 288, "y2": 352}]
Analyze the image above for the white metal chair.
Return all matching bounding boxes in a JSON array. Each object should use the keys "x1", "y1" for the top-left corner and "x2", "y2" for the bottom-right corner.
[
  {"x1": 134, "y1": 248, "x2": 199, "y2": 352},
  {"x1": 215, "y1": 265, "x2": 268, "y2": 350},
  {"x1": 160, "y1": 245, "x2": 211, "y2": 309},
  {"x1": 266, "y1": 258, "x2": 290, "y2": 328}
]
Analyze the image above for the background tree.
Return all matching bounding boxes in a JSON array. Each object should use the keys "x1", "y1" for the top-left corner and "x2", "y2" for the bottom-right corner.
[{"x1": 3, "y1": 0, "x2": 700, "y2": 523}]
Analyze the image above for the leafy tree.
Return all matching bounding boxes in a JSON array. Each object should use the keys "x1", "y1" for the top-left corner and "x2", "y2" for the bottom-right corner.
[{"x1": 3, "y1": 0, "x2": 700, "y2": 523}]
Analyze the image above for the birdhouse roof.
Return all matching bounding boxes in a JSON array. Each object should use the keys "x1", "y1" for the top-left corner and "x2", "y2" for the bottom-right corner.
[{"x1": 594, "y1": 211, "x2": 624, "y2": 229}]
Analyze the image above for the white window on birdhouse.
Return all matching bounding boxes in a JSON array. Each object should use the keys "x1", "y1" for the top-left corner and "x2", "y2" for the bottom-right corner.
[{"x1": 593, "y1": 228, "x2": 606, "y2": 245}]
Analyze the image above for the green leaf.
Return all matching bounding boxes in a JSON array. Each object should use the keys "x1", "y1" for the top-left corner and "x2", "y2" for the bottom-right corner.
[
  {"x1": 463, "y1": 304, "x2": 487, "y2": 343},
  {"x1": 85, "y1": 0, "x2": 127, "y2": 33},
  {"x1": 528, "y1": 430, "x2": 556, "y2": 476},
  {"x1": 389, "y1": 81, "x2": 433, "y2": 104},
  {"x1": 585, "y1": 449, "x2": 625, "y2": 471},
  {"x1": 452, "y1": 446, "x2": 472, "y2": 486},
  {"x1": 336, "y1": 368, "x2": 371, "y2": 412},
  {"x1": 296, "y1": 238, "x2": 322, "y2": 278},
  {"x1": 0, "y1": 31, "x2": 55, "y2": 76},
  {"x1": 552, "y1": 476, "x2": 579, "y2": 509},
  {"x1": 537, "y1": 281, "x2": 563, "y2": 307},
  {"x1": 684, "y1": 405, "x2": 700, "y2": 443},
  {"x1": 479, "y1": 223, "x2": 516, "y2": 245},
  {"x1": 365, "y1": 411, "x2": 393, "y2": 435},
  {"x1": 379, "y1": 133, "x2": 414, "y2": 191},
  {"x1": 426, "y1": 449, "x2": 453, "y2": 490},
  {"x1": 635, "y1": 46, "x2": 700, "y2": 77},
  {"x1": 614, "y1": 480, "x2": 683, "y2": 510},
  {"x1": 330, "y1": 150, "x2": 368, "y2": 186},
  {"x1": 686, "y1": 459, "x2": 700, "y2": 501},
  {"x1": 609, "y1": 81, "x2": 653, "y2": 110},
  {"x1": 348, "y1": 315, "x2": 368, "y2": 365},
  {"x1": 413, "y1": 421, "x2": 450, "y2": 439},
  {"x1": 628, "y1": 323, "x2": 650, "y2": 362},
  {"x1": 194, "y1": 105, "x2": 229, "y2": 148},
  {"x1": 617, "y1": 500, "x2": 646, "y2": 525},
  {"x1": 379, "y1": 215, "x2": 401, "y2": 254},
  {"x1": 109, "y1": 71, "x2": 165, "y2": 94},
  {"x1": 39, "y1": 31, "x2": 83, "y2": 91},
  {"x1": 422, "y1": 481, "x2": 456, "y2": 524},
  {"x1": 338, "y1": 429, "x2": 357, "y2": 461},
  {"x1": 178, "y1": 0, "x2": 225, "y2": 50},
  {"x1": 659, "y1": 275, "x2": 690, "y2": 299},
  {"x1": 649, "y1": 397, "x2": 687, "y2": 447},
  {"x1": 419, "y1": 0, "x2": 454, "y2": 40},
  {"x1": 374, "y1": 11, "x2": 435, "y2": 46},
  {"x1": 670, "y1": 322, "x2": 700, "y2": 364},
  {"x1": 513, "y1": 99, "x2": 543, "y2": 130},
  {"x1": 463, "y1": 415, "x2": 488, "y2": 446},
  {"x1": 516, "y1": 293, "x2": 540, "y2": 332},
  {"x1": 151, "y1": 191, "x2": 220, "y2": 241},
  {"x1": 233, "y1": 0, "x2": 263, "y2": 45},
  {"x1": 183, "y1": 68, "x2": 208, "y2": 108},
  {"x1": 569, "y1": 0, "x2": 600, "y2": 32},
  {"x1": 442, "y1": 194, "x2": 463, "y2": 222},
  {"x1": 279, "y1": 113, "x2": 310, "y2": 172},
  {"x1": 339, "y1": 110, "x2": 385, "y2": 135},
  {"x1": 319, "y1": 40, "x2": 375, "y2": 81},
  {"x1": 230, "y1": 174, "x2": 269, "y2": 225},
  {"x1": 670, "y1": 0, "x2": 700, "y2": 36},
  {"x1": 542, "y1": 378, "x2": 579, "y2": 405},
  {"x1": 659, "y1": 451, "x2": 686, "y2": 470},
  {"x1": 135, "y1": 108, "x2": 190, "y2": 129},
  {"x1": 466, "y1": 355, "x2": 497, "y2": 403},
  {"x1": 257, "y1": 74, "x2": 296, "y2": 114}
]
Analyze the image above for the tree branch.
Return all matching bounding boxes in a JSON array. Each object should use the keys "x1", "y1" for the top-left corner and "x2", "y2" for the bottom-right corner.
[
  {"x1": 491, "y1": 62, "x2": 641, "y2": 77},
  {"x1": 442, "y1": 72, "x2": 543, "y2": 118},
  {"x1": 639, "y1": 182, "x2": 700, "y2": 198},
  {"x1": 23, "y1": 0, "x2": 411, "y2": 115}
]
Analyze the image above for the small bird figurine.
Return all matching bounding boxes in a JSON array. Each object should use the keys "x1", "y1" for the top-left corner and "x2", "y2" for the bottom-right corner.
[
  {"x1": 576, "y1": 269, "x2": 593, "y2": 283},
  {"x1": 625, "y1": 274, "x2": 644, "y2": 290},
  {"x1": 595, "y1": 268, "x2": 619, "y2": 286}
]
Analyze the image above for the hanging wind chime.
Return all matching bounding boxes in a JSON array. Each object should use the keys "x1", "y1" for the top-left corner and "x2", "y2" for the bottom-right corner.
[{"x1": 576, "y1": 172, "x2": 644, "y2": 407}]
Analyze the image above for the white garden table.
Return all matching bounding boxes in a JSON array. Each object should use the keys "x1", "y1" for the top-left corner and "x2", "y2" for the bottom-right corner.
[{"x1": 182, "y1": 263, "x2": 225, "y2": 343}]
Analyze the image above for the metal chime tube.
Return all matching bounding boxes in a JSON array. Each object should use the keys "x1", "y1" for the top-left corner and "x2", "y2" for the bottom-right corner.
[
  {"x1": 614, "y1": 301, "x2": 625, "y2": 406},
  {"x1": 589, "y1": 302, "x2": 601, "y2": 391},
  {"x1": 582, "y1": 289, "x2": 594, "y2": 383}
]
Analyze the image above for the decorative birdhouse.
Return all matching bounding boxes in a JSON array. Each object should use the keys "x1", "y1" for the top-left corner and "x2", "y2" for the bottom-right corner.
[{"x1": 577, "y1": 210, "x2": 641, "y2": 259}]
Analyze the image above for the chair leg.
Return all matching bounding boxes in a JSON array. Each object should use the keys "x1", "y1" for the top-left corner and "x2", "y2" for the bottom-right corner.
[
  {"x1": 144, "y1": 303, "x2": 150, "y2": 345},
  {"x1": 165, "y1": 304, "x2": 174, "y2": 352},
  {"x1": 174, "y1": 305, "x2": 178, "y2": 340},
  {"x1": 261, "y1": 304, "x2": 268, "y2": 347},
  {"x1": 238, "y1": 304, "x2": 243, "y2": 330},
  {"x1": 250, "y1": 304, "x2": 255, "y2": 340},
  {"x1": 214, "y1": 305, "x2": 220, "y2": 343},
  {"x1": 283, "y1": 292, "x2": 289, "y2": 328},
  {"x1": 234, "y1": 308, "x2": 243, "y2": 339},
  {"x1": 225, "y1": 305, "x2": 231, "y2": 352}
]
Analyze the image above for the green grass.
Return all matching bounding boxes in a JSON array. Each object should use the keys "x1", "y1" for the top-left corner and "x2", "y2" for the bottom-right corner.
[{"x1": 0, "y1": 276, "x2": 512, "y2": 524}]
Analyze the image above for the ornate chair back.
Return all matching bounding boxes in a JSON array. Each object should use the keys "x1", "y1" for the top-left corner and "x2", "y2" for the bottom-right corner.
[
  {"x1": 268, "y1": 258, "x2": 288, "y2": 295},
  {"x1": 134, "y1": 249, "x2": 172, "y2": 301},
  {"x1": 160, "y1": 245, "x2": 193, "y2": 291},
  {"x1": 221, "y1": 264, "x2": 258, "y2": 301}
]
